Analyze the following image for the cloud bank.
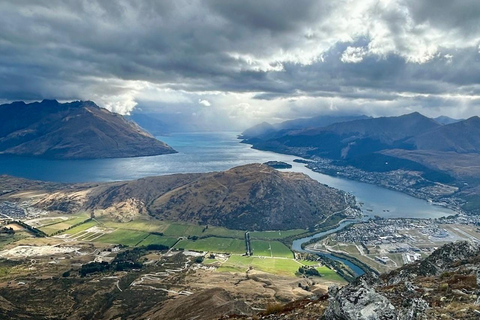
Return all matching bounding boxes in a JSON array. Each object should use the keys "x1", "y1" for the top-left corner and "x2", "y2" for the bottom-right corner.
[{"x1": 1, "y1": 0, "x2": 480, "y2": 128}]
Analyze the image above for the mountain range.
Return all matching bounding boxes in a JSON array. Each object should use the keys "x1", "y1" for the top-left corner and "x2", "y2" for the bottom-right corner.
[
  {"x1": 1, "y1": 164, "x2": 349, "y2": 231},
  {"x1": 242, "y1": 112, "x2": 480, "y2": 160},
  {"x1": 0, "y1": 100, "x2": 176, "y2": 159},
  {"x1": 242, "y1": 112, "x2": 480, "y2": 213}
]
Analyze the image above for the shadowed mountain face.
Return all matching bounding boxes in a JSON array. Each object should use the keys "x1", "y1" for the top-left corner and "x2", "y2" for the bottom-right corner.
[
  {"x1": 239, "y1": 115, "x2": 369, "y2": 141},
  {"x1": 408, "y1": 116, "x2": 480, "y2": 153},
  {"x1": 434, "y1": 115, "x2": 463, "y2": 125},
  {"x1": 2, "y1": 164, "x2": 348, "y2": 231},
  {"x1": 244, "y1": 112, "x2": 480, "y2": 159},
  {"x1": 0, "y1": 100, "x2": 176, "y2": 159},
  {"x1": 242, "y1": 112, "x2": 480, "y2": 213},
  {"x1": 245, "y1": 112, "x2": 441, "y2": 159}
]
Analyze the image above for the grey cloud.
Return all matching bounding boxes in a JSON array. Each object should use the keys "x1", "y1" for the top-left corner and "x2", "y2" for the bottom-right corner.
[{"x1": 0, "y1": 0, "x2": 480, "y2": 121}]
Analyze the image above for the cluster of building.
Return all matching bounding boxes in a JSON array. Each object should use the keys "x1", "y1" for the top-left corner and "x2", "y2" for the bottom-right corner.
[
  {"x1": 333, "y1": 218, "x2": 424, "y2": 246},
  {"x1": 0, "y1": 201, "x2": 25, "y2": 220},
  {"x1": 334, "y1": 214, "x2": 480, "y2": 248}
]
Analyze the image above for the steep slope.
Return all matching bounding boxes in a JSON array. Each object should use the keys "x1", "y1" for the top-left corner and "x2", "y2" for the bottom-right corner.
[
  {"x1": 239, "y1": 121, "x2": 276, "y2": 139},
  {"x1": 252, "y1": 112, "x2": 440, "y2": 159},
  {"x1": 149, "y1": 164, "x2": 347, "y2": 230},
  {"x1": 0, "y1": 100, "x2": 176, "y2": 159},
  {"x1": 125, "y1": 112, "x2": 170, "y2": 136},
  {"x1": 275, "y1": 114, "x2": 370, "y2": 131},
  {"x1": 142, "y1": 288, "x2": 252, "y2": 320},
  {"x1": 2, "y1": 164, "x2": 348, "y2": 230},
  {"x1": 240, "y1": 115, "x2": 369, "y2": 142},
  {"x1": 409, "y1": 116, "x2": 480, "y2": 153}
]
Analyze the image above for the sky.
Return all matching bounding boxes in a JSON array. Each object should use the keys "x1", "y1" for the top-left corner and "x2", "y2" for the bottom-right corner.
[{"x1": 1, "y1": 0, "x2": 480, "y2": 130}]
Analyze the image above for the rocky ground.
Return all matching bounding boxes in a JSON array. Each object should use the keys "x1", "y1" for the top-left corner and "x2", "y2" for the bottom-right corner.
[{"x1": 227, "y1": 241, "x2": 480, "y2": 320}]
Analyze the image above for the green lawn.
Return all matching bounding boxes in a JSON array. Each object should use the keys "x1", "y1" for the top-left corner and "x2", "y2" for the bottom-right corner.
[
  {"x1": 39, "y1": 223, "x2": 73, "y2": 235},
  {"x1": 137, "y1": 234, "x2": 178, "y2": 248},
  {"x1": 202, "y1": 227, "x2": 245, "y2": 239},
  {"x1": 175, "y1": 237, "x2": 246, "y2": 254},
  {"x1": 97, "y1": 219, "x2": 246, "y2": 239},
  {"x1": 96, "y1": 230, "x2": 150, "y2": 246},
  {"x1": 38, "y1": 214, "x2": 92, "y2": 235},
  {"x1": 163, "y1": 223, "x2": 204, "y2": 237}
]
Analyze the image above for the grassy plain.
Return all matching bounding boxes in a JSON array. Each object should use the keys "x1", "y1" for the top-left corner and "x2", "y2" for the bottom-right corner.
[
  {"x1": 250, "y1": 240, "x2": 293, "y2": 258},
  {"x1": 249, "y1": 229, "x2": 306, "y2": 240},
  {"x1": 96, "y1": 230, "x2": 149, "y2": 246},
  {"x1": 137, "y1": 234, "x2": 178, "y2": 248},
  {"x1": 175, "y1": 238, "x2": 246, "y2": 254},
  {"x1": 216, "y1": 255, "x2": 343, "y2": 280},
  {"x1": 64, "y1": 220, "x2": 98, "y2": 235}
]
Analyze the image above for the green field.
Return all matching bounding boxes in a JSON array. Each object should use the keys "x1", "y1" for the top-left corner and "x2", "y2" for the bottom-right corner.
[
  {"x1": 95, "y1": 219, "x2": 245, "y2": 239},
  {"x1": 251, "y1": 240, "x2": 272, "y2": 256},
  {"x1": 175, "y1": 237, "x2": 246, "y2": 254},
  {"x1": 250, "y1": 229, "x2": 306, "y2": 240},
  {"x1": 137, "y1": 234, "x2": 178, "y2": 248},
  {"x1": 216, "y1": 255, "x2": 344, "y2": 280},
  {"x1": 250, "y1": 240, "x2": 293, "y2": 258},
  {"x1": 37, "y1": 214, "x2": 92, "y2": 235},
  {"x1": 64, "y1": 220, "x2": 98, "y2": 235},
  {"x1": 40, "y1": 223, "x2": 73, "y2": 235},
  {"x1": 270, "y1": 241, "x2": 293, "y2": 258},
  {"x1": 202, "y1": 227, "x2": 244, "y2": 239},
  {"x1": 55, "y1": 217, "x2": 301, "y2": 259},
  {"x1": 96, "y1": 230, "x2": 149, "y2": 246},
  {"x1": 315, "y1": 266, "x2": 345, "y2": 282},
  {"x1": 217, "y1": 255, "x2": 302, "y2": 277},
  {"x1": 96, "y1": 218, "x2": 170, "y2": 233}
]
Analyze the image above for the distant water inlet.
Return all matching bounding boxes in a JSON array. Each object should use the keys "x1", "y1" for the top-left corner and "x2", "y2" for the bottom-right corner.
[
  {"x1": 0, "y1": 132, "x2": 455, "y2": 220},
  {"x1": 0, "y1": 132, "x2": 456, "y2": 279}
]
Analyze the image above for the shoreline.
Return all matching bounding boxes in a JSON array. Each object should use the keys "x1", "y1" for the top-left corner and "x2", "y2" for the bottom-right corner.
[
  {"x1": 245, "y1": 142, "x2": 462, "y2": 214},
  {"x1": 306, "y1": 163, "x2": 462, "y2": 214}
]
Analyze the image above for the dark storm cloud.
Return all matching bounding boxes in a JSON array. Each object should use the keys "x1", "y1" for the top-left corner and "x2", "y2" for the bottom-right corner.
[{"x1": 1, "y1": 0, "x2": 480, "y2": 119}]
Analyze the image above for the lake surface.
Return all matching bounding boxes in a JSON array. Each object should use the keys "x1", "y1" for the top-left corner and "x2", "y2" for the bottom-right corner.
[{"x1": 0, "y1": 132, "x2": 454, "y2": 219}]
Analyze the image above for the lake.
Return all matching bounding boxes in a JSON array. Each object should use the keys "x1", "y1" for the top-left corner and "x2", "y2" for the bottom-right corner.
[{"x1": 0, "y1": 131, "x2": 454, "y2": 219}]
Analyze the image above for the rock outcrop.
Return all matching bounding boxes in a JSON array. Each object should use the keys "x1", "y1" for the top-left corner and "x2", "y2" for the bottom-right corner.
[{"x1": 323, "y1": 276, "x2": 397, "y2": 320}]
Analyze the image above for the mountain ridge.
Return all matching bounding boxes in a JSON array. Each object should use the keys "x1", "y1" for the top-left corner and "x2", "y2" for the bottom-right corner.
[
  {"x1": 1, "y1": 164, "x2": 350, "y2": 231},
  {"x1": 0, "y1": 100, "x2": 176, "y2": 159}
]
